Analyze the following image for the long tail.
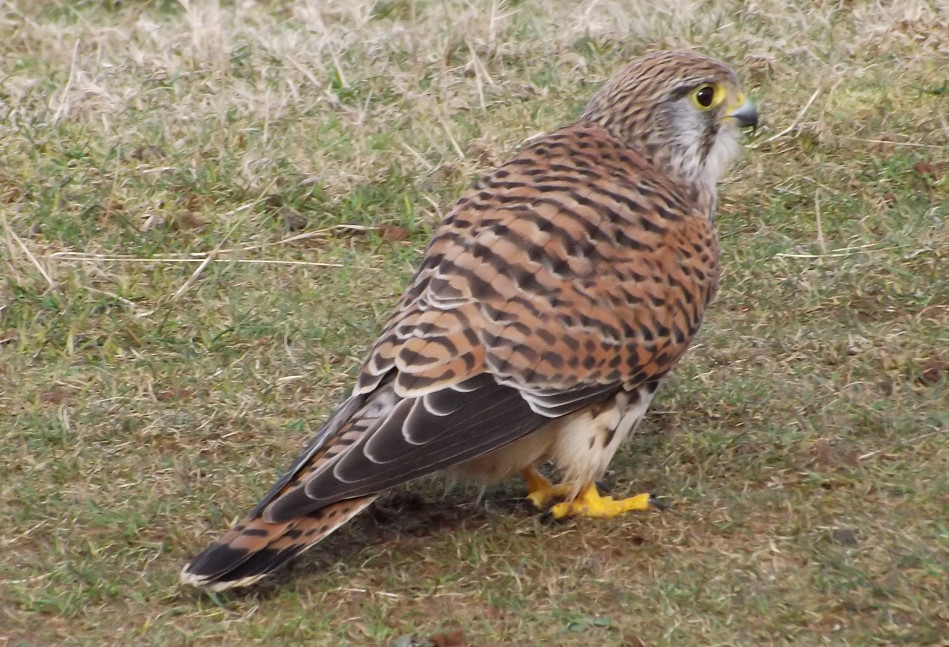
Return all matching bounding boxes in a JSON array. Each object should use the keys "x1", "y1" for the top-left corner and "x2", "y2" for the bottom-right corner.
[{"x1": 180, "y1": 495, "x2": 377, "y2": 591}]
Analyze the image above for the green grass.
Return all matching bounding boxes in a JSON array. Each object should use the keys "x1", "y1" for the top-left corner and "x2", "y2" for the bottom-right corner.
[{"x1": 2, "y1": 0, "x2": 947, "y2": 645}]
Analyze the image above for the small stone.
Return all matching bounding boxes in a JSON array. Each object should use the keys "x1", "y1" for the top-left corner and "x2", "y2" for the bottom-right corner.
[{"x1": 830, "y1": 528, "x2": 859, "y2": 545}]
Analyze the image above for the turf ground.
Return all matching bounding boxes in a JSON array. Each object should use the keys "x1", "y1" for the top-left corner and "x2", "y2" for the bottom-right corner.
[{"x1": 1, "y1": 1, "x2": 947, "y2": 645}]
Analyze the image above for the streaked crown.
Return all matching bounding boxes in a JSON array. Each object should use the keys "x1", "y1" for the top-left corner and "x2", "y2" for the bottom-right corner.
[{"x1": 582, "y1": 50, "x2": 757, "y2": 194}]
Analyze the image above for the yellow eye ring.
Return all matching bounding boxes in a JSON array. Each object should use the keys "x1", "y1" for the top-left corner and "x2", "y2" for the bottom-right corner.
[{"x1": 691, "y1": 83, "x2": 725, "y2": 110}]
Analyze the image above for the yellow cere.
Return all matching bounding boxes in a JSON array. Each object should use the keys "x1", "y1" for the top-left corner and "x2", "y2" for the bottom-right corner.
[{"x1": 730, "y1": 91, "x2": 748, "y2": 112}]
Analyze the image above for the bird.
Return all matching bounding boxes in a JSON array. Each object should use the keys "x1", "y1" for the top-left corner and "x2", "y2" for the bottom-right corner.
[{"x1": 181, "y1": 49, "x2": 758, "y2": 590}]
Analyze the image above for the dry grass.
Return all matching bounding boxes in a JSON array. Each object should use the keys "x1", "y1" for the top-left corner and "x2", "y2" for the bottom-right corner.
[{"x1": 2, "y1": 0, "x2": 948, "y2": 645}]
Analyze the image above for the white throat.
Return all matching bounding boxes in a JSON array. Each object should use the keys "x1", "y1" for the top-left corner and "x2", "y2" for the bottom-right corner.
[{"x1": 701, "y1": 124, "x2": 743, "y2": 188}]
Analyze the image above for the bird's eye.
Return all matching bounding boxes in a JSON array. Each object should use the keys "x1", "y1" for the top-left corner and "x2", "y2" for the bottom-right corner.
[{"x1": 692, "y1": 84, "x2": 718, "y2": 109}]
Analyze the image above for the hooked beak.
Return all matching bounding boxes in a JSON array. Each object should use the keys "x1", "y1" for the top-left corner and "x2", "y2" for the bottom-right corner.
[{"x1": 727, "y1": 95, "x2": 759, "y2": 131}]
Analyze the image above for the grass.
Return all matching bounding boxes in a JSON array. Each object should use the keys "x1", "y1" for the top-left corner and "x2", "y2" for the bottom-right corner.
[{"x1": 1, "y1": 0, "x2": 947, "y2": 644}]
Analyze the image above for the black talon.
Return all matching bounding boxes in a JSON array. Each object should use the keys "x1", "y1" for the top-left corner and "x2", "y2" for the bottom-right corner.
[
  {"x1": 539, "y1": 508, "x2": 565, "y2": 525},
  {"x1": 648, "y1": 494, "x2": 669, "y2": 511}
]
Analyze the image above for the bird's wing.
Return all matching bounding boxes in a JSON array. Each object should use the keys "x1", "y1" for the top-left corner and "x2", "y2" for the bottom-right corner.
[{"x1": 255, "y1": 121, "x2": 718, "y2": 524}]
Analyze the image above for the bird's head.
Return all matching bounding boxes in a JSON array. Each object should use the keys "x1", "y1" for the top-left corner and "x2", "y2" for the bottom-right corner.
[{"x1": 582, "y1": 50, "x2": 758, "y2": 193}]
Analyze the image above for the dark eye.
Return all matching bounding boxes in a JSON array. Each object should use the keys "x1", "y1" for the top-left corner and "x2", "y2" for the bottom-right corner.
[{"x1": 695, "y1": 85, "x2": 715, "y2": 108}]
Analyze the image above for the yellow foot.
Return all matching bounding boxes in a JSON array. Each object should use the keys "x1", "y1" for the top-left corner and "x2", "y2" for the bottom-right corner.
[
  {"x1": 550, "y1": 482, "x2": 659, "y2": 520},
  {"x1": 521, "y1": 467, "x2": 573, "y2": 509}
]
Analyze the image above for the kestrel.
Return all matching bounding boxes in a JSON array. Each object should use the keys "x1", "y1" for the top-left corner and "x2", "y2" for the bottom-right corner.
[{"x1": 181, "y1": 50, "x2": 758, "y2": 590}]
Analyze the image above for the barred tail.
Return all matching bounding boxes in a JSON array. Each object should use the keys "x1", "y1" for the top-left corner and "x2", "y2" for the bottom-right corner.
[{"x1": 180, "y1": 496, "x2": 377, "y2": 591}]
